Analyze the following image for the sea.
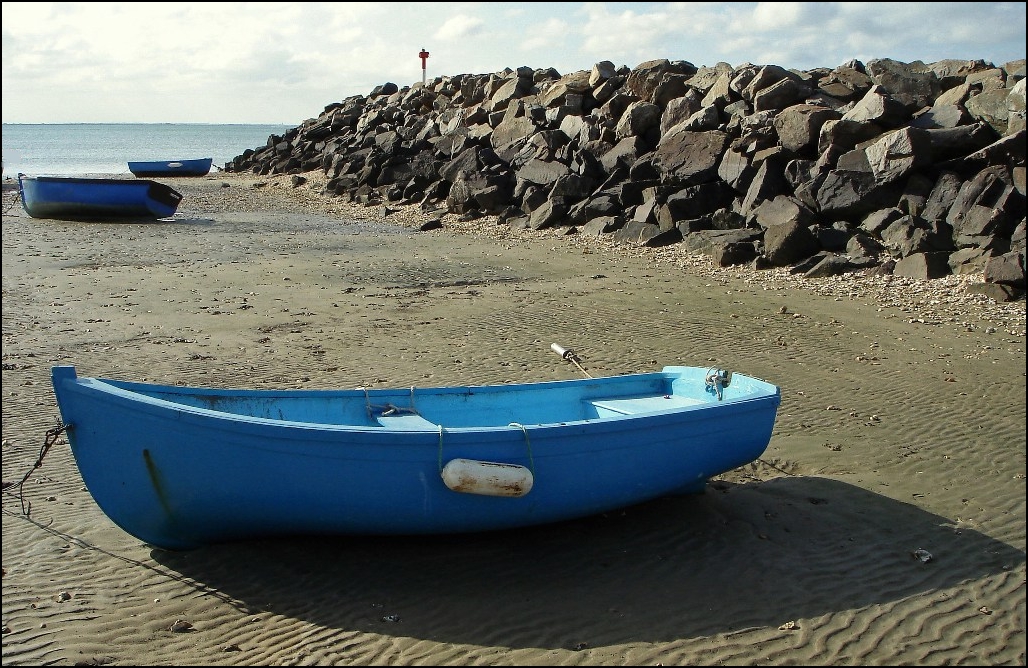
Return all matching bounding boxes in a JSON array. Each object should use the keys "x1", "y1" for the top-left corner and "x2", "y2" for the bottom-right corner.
[{"x1": 1, "y1": 123, "x2": 294, "y2": 179}]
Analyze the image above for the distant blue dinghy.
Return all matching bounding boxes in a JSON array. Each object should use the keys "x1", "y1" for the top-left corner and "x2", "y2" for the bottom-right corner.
[
  {"x1": 127, "y1": 157, "x2": 213, "y2": 177},
  {"x1": 49, "y1": 364, "x2": 781, "y2": 550},
  {"x1": 17, "y1": 174, "x2": 183, "y2": 220}
]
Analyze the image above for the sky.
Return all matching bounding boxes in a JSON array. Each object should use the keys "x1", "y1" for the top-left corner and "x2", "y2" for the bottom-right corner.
[{"x1": 2, "y1": 2, "x2": 1025, "y2": 126}]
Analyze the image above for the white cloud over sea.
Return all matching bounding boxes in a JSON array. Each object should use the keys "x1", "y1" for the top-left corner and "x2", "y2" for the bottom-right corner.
[{"x1": 2, "y1": 1, "x2": 1025, "y2": 125}]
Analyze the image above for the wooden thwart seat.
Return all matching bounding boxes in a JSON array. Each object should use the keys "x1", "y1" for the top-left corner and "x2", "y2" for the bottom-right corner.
[
  {"x1": 589, "y1": 395, "x2": 705, "y2": 416},
  {"x1": 376, "y1": 413, "x2": 438, "y2": 430}
]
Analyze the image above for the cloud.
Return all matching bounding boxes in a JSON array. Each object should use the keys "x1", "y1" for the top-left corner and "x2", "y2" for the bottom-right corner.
[
  {"x1": 434, "y1": 14, "x2": 486, "y2": 41},
  {"x1": 521, "y1": 17, "x2": 571, "y2": 54},
  {"x1": 1, "y1": 2, "x2": 1023, "y2": 124}
]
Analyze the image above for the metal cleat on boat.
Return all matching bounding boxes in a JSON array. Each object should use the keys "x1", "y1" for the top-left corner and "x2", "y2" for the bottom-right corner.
[{"x1": 705, "y1": 368, "x2": 732, "y2": 400}]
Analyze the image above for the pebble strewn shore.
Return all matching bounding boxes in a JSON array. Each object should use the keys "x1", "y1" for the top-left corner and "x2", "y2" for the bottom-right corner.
[
  {"x1": 210, "y1": 172, "x2": 1028, "y2": 339},
  {"x1": 3, "y1": 172, "x2": 1024, "y2": 340}
]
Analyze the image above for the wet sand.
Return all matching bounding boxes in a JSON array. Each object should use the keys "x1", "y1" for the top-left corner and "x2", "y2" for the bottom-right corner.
[{"x1": 2, "y1": 173, "x2": 1025, "y2": 665}]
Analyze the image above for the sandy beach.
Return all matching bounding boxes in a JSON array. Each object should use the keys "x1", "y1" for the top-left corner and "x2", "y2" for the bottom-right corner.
[{"x1": 2, "y1": 172, "x2": 1025, "y2": 666}]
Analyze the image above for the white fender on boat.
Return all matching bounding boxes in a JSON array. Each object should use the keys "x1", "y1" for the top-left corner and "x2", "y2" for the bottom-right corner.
[{"x1": 441, "y1": 458, "x2": 534, "y2": 497}]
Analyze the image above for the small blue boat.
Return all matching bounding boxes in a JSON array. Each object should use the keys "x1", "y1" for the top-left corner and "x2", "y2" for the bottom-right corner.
[
  {"x1": 49, "y1": 363, "x2": 781, "y2": 550},
  {"x1": 127, "y1": 157, "x2": 213, "y2": 177},
  {"x1": 17, "y1": 174, "x2": 183, "y2": 220}
]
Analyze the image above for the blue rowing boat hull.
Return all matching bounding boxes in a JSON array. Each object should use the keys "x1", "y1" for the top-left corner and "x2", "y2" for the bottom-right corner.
[
  {"x1": 17, "y1": 174, "x2": 183, "y2": 220},
  {"x1": 128, "y1": 157, "x2": 213, "y2": 177},
  {"x1": 50, "y1": 365, "x2": 781, "y2": 550}
]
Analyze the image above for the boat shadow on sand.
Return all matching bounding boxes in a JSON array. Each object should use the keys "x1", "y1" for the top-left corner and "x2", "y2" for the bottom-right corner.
[
  {"x1": 35, "y1": 215, "x2": 218, "y2": 226},
  {"x1": 151, "y1": 476, "x2": 1024, "y2": 650}
]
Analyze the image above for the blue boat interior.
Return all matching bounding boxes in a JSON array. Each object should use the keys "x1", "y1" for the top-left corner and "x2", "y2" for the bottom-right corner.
[{"x1": 79, "y1": 367, "x2": 773, "y2": 430}]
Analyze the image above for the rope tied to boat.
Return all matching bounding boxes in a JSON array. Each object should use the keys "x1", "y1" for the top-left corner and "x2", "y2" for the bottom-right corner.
[
  {"x1": 551, "y1": 343, "x2": 592, "y2": 378},
  {"x1": 508, "y1": 423, "x2": 536, "y2": 476},
  {"x1": 436, "y1": 425, "x2": 446, "y2": 473},
  {"x1": 11, "y1": 420, "x2": 70, "y2": 515},
  {"x1": 360, "y1": 385, "x2": 419, "y2": 418},
  {"x1": 3, "y1": 177, "x2": 24, "y2": 216},
  {"x1": 435, "y1": 423, "x2": 536, "y2": 477}
]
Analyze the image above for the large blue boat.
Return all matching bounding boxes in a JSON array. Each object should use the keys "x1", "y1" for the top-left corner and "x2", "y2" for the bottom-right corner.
[
  {"x1": 49, "y1": 363, "x2": 781, "y2": 550},
  {"x1": 17, "y1": 174, "x2": 183, "y2": 220},
  {"x1": 127, "y1": 157, "x2": 213, "y2": 177}
]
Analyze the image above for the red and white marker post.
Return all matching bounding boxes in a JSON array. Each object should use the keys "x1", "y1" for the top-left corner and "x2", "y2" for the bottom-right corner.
[{"x1": 419, "y1": 48, "x2": 430, "y2": 85}]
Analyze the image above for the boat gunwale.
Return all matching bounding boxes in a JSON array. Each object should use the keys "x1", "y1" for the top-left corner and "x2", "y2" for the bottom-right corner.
[{"x1": 56, "y1": 368, "x2": 781, "y2": 436}]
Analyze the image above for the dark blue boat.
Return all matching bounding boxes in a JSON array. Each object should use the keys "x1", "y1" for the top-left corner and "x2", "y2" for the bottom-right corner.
[
  {"x1": 17, "y1": 174, "x2": 183, "y2": 220},
  {"x1": 127, "y1": 157, "x2": 213, "y2": 177},
  {"x1": 50, "y1": 363, "x2": 781, "y2": 550}
]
